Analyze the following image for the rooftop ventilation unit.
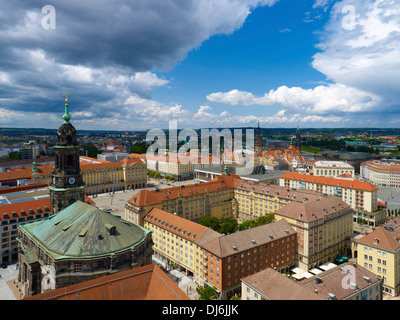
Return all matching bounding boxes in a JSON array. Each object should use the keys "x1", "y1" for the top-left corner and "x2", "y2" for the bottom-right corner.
[{"x1": 327, "y1": 293, "x2": 337, "y2": 300}]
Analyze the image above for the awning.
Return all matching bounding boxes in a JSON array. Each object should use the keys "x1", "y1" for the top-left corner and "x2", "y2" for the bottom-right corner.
[
  {"x1": 309, "y1": 268, "x2": 323, "y2": 275},
  {"x1": 319, "y1": 262, "x2": 337, "y2": 271},
  {"x1": 335, "y1": 255, "x2": 349, "y2": 263}
]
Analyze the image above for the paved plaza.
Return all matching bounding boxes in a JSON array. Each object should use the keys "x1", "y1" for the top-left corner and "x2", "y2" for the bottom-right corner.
[
  {"x1": 90, "y1": 179, "x2": 197, "y2": 219},
  {"x1": 378, "y1": 186, "x2": 400, "y2": 209},
  {"x1": 0, "y1": 263, "x2": 19, "y2": 300}
]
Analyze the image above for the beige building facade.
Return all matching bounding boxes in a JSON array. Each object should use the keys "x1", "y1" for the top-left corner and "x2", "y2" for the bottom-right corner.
[
  {"x1": 144, "y1": 207, "x2": 221, "y2": 286},
  {"x1": 274, "y1": 196, "x2": 353, "y2": 271},
  {"x1": 280, "y1": 172, "x2": 379, "y2": 214},
  {"x1": 356, "y1": 218, "x2": 400, "y2": 296}
]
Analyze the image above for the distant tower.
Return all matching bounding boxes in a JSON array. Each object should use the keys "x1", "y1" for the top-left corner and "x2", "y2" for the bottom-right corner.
[
  {"x1": 255, "y1": 120, "x2": 263, "y2": 154},
  {"x1": 295, "y1": 126, "x2": 301, "y2": 151},
  {"x1": 340, "y1": 138, "x2": 346, "y2": 152},
  {"x1": 49, "y1": 93, "x2": 85, "y2": 214}
]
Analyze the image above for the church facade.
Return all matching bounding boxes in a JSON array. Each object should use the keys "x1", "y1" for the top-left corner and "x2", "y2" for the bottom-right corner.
[{"x1": 17, "y1": 96, "x2": 153, "y2": 298}]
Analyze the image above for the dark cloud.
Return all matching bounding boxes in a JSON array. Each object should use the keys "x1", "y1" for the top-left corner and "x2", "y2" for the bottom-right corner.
[{"x1": 0, "y1": 0, "x2": 277, "y2": 128}]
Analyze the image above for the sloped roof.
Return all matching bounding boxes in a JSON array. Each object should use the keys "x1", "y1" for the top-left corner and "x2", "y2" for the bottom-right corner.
[
  {"x1": 235, "y1": 179, "x2": 324, "y2": 203},
  {"x1": 275, "y1": 195, "x2": 350, "y2": 223},
  {"x1": 280, "y1": 172, "x2": 378, "y2": 192},
  {"x1": 145, "y1": 207, "x2": 221, "y2": 244},
  {"x1": 357, "y1": 218, "x2": 400, "y2": 252},
  {"x1": 128, "y1": 174, "x2": 241, "y2": 207},
  {"x1": 242, "y1": 268, "x2": 323, "y2": 300},
  {"x1": 25, "y1": 264, "x2": 189, "y2": 300},
  {"x1": 201, "y1": 219, "x2": 296, "y2": 258},
  {"x1": 0, "y1": 193, "x2": 94, "y2": 221},
  {"x1": 19, "y1": 201, "x2": 150, "y2": 259},
  {"x1": 300, "y1": 262, "x2": 382, "y2": 300}
]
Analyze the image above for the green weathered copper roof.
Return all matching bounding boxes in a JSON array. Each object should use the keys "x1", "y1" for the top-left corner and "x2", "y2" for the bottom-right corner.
[
  {"x1": 63, "y1": 101, "x2": 71, "y2": 124},
  {"x1": 19, "y1": 201, "x2": 150, "y2": 260}
]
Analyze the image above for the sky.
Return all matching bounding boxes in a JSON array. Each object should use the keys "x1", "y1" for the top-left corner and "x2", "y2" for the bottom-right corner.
[{"x1": 0, "y1": 0, "x2": 399, "y2": 131}]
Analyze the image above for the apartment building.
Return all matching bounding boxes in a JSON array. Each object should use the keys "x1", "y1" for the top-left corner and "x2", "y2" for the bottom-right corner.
[
  {"x1": 274, "y1": 195, "x2": 353, "y2": 271},
  {"x1": 279, "y1": 172, "x2": 379, "y2": 215},
  {"x1": 1, "y1": 199, "x2": 51, "y2": 265},
  {"x1": 129, "y1": 153, "x2": 221, "y2": 181},
  {"x1": 356, "y1": 218, "x2": 400, "y2": 296},
  {"x1": 234, "y1": 179, "x2": 325, "y2": 223},
  {"x1": 127, "y1": 172, "x2": 328, "y2": 227},
  {"x1": 0, "y1": 157, "x2": 147, "y2": 195},
  {"x1": 201, "y1": 219, "x2": 297, "y2": 299},
  {"x1": 312, "y1": 160, "x2": 355, "y2": 178},
  {"x1": 126, "y1": 173, "x2": 240, "y2": 226},
  {"x1": 144, "y1": 208, "x2": 221, "y2": 286},
  {"x1": 361, "y1": 160, "x2": 400, "y2": 188}
]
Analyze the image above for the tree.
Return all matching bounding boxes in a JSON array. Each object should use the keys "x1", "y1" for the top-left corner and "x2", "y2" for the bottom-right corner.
[
  {"x1": 130, "y1": 141, "x2": 148, "y2": 154},
  {"x1": 82, "y1": 143, "x2": 100, "y2": 158},
  {"x1": 7, "y1": 151, "x2": 21, "y2": 161},
  {"x1": 218, "y1": 217, "x2": 238, "y2": 235},
  {"x1": 199, "y1": 216, "x2": 220, "y2": 231},
  {"x1": 238, "y1": 220, "x2": 257, "y2": 231},
  {"x1": 197, "y1": 286, "x2": 218, "y2": 300}
]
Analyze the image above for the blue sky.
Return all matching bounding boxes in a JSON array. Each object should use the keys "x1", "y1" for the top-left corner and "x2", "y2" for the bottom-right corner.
[
  {"x1": 154, "y1": 1, "x2": 330, "y2": 113},
  {"x1": 0, "y1": 0, "x2": 398, "y2": 130}
]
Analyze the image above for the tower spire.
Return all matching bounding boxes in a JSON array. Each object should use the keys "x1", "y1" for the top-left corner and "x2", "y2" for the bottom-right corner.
[{"x1": 63, "y1": 91, "x2": 71, "y2": 124}]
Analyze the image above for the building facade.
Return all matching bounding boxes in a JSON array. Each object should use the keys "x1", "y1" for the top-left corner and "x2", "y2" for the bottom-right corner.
[
  {"x1": 312, "y1": 160, "x2": 355, "y2": 178},
  {"x1": 361, "y1": 160, "x2": 400, "y2": 188},
  {"x1": 0, "y1": 157, "x2": 147, "y2": 196},
  {"x1": 274, "y1": 195, "x2": 353, "y2": 271},
  {"x1": 125, "y1": 173, "x2": 240, "y2": 226},
  {"x1": 201, "y1": 219, "x2": 297, "y2": 299},
  {"x1": 356, "y1": 218, "x2": 400, "y2": 296},
  {"x1": 1, "y1": 199, "x2": 51, "y2": 265},
  {"x1": 144, "y1": 208, "x2": 221, "y2": 286},
  {"x1": 279, "y1": 172, "x2": 379, "y2": 214},
  {"x1": 126, "y1": 172, "x2": 328, "y2": 227}
]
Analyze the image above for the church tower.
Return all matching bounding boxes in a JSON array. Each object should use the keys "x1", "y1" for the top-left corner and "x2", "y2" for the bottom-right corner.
[
  {"x1": 295, "y1": 125, "x2": 301, "y2": 151},
  {"x1": 49, "y1": 94, "x2": 85, "y2": 214},
  {"x1": 255, "y1": 120, "x2": 263, "y2": 154}
]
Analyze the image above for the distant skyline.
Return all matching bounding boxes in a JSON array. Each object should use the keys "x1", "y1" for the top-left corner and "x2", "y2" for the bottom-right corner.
[{"x1": 0, "y1": 0, "x2": 398, "y2": 131}]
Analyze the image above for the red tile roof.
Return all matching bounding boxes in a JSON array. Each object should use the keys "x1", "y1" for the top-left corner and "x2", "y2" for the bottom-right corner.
[
  {"x1": 25, "y1": 264, "x2": 189, "y2": 300},
  {"x1": 0, "y1": 195, "x2": 94, "y2": 221},
  {"x1": 129, "y1": 174, "x2": 241, "y2": 207},
  {"x1": 0, "y1": 198, "x2": 51, "y2": 221},
  {"x1": 145, "y1": 207, "x2": 221, "y2": 243},
  {"x1": 280, "y1": 172, "x2": 378, "y2": 192}
]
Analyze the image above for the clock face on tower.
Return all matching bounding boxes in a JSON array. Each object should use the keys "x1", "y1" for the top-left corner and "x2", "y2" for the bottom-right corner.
[{"x1": 69, "y1": 177, "x2": 76, "y2": 184}]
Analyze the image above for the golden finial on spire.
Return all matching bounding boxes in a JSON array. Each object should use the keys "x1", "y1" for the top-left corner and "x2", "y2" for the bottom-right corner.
[{"x1": 65, "y1": 91, "x2": 69, "y2": 103}]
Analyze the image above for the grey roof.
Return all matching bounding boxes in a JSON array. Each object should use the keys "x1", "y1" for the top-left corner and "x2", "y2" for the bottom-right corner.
[
  {"x1": 19, "y1": 201, "x2": 150, "y2": 260},
  {"x1": 242, "y1": 268, "x2": 323, "y2": 300},
  {"x1": 201, "y1": 219, "x2": 296, "y2": 258}
]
